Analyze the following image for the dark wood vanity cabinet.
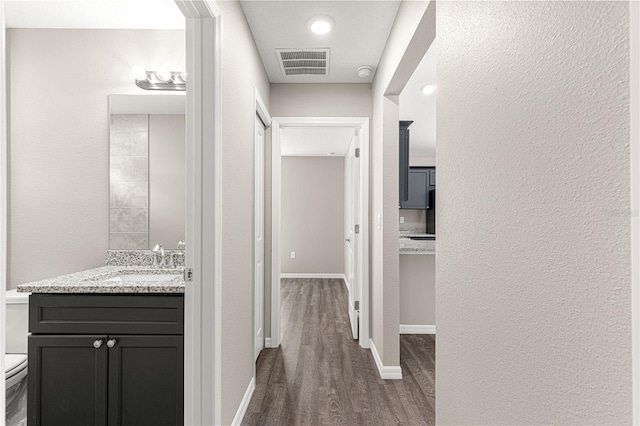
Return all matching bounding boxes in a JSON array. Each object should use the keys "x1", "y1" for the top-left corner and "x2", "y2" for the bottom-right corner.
[{"x1": 28, "y1": 294, "x2": 184, "y2": 426}]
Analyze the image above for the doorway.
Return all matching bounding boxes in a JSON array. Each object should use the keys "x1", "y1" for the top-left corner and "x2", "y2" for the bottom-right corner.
[{"x1": 270, "y1": 117, "x2": 370, "y2": 349}]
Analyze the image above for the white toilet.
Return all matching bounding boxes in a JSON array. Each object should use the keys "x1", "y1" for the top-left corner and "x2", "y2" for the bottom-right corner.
[{"x1": 5, "y1": 289, "x2": 29, "y2": 426}]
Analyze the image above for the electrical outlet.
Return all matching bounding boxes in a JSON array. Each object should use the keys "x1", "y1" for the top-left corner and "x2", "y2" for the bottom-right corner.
[
  {"x1": 400, "y1": 216, "x2": 405, "y2": 224},
  {"x1": 291, "y1": 251, "x2": 296, "y2": 259}
]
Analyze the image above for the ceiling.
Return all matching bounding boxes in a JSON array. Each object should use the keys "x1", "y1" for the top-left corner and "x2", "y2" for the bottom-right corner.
[
  {"x1": 399, "y1": 42, "x2": 436, "y2": 157},
  {"x1": 241, "y1": 1, "x2": 400, "y2": 83},
  {"x1": 3, "y1": 1, "x2": 185, "y2": 29},
  {"x1": 281, "y1": 127, "x2": 355, "y2": 156}
]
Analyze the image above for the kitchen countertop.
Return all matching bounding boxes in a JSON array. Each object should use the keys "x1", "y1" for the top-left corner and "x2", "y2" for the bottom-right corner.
[
  {"x1": 399, "y1": 234, "x2": 436, "y2": 254},
  {"x1": 16, "y1": 266, "x2": 185, "y2": 294}
]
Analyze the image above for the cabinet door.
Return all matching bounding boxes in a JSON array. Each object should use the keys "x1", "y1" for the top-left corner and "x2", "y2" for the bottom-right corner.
[
  {"x1": 399, "y1": 121, "x2": 413, "y2": 204},
  {"x1": 401, "y1": 169, "x2": 430, "y2": 209},
  {"x1": 28, "y1": 335, "x2": 108, "y2": 426},
  {"x1": 108, "y1": 335, "x2": 184, "y2": 426}
]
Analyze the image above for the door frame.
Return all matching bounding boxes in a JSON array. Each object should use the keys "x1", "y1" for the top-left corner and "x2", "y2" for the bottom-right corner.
[
  {"x1": 270, "y1": 117, "x2": 370, "y2": 349},
  {"x1": 173, "y1": 1, "x2": 222, "y2": 424},
  {"x1": 0, "y1": 4, "x2": 8, "y2": 420},
  {"x1": 253, "y1": 88, "x2": 271, "y2": 367}
]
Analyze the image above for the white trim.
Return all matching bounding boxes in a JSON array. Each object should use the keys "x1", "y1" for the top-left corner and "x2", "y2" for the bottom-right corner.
[
  {"x1": 231, "y1": 377, "x2": 255, "y2": 426},
  {"x1": 252, "y1": 88, "x2": 271, "y2": 389},
  {"x1": 399, "y1": 325, "x2": 436, "y2": 334},
  {"x1": 271, "y1": 117, "x2": 370, "y2": 351},
  {"x1": 369, "y1": 339, "x2": 402, "y2": 380},
  {"x1": 0, "y1": 4, "x2": 8, "y2": 420},
  {"x1": 631, "y1": 1, "x2": 640, "y2": 423},
  {"x1": 280, "y1": 273, "x2": 346, "y2": 280},
  {"x1": 175, "y1": 1, "x2": 222, "y2": 425},
  {"x1": 255, "y1": 87, "x2": 272, "y2": 128}
]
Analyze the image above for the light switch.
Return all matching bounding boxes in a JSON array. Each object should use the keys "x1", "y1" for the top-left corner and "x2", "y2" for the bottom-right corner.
[
  {"x1": 400, "y1": 216, "x2": 405, "y2": 224},
  {"x1": 291, "y1": 251, "x2": 296, "y2": 259}
]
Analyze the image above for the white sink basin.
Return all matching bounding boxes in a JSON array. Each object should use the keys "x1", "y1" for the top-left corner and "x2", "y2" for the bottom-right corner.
[{"x1": 104, "y1": 274, "x2": 177, "y2": 283}]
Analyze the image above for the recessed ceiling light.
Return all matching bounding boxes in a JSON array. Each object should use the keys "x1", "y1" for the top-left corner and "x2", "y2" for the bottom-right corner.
[
  {"x1": 421, "y1": 84, "x2": 436, "y2": 95},
  {"x1": 308, "y1": 15, "x2": 335, "y2": 35},
  {"x1": 327, "y1": 152, "x2": 335, "y2": 156}
]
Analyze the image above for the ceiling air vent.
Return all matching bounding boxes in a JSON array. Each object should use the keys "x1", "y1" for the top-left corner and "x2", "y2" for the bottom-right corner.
[{"x1": 276, "y1": 48, "x2": 330, "y2": 77}]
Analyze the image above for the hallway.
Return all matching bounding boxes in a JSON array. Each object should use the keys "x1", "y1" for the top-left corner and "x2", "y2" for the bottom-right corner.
[{"x1": 242, "y1": 278, "x2": 435, "y2": 425}]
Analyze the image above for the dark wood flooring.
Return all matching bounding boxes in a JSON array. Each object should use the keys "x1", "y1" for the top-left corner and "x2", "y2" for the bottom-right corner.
[{"x1": 242, "y1": 278, "x2": 435, "y2": 426}]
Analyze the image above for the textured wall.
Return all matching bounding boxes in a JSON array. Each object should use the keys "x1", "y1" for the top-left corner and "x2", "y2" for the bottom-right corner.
[
  {"x1": 7, "y1": 29, "x2": 184, "y2": 288},
  {"x1": 281, "y1": 156, "x2": 344, "y2": 274},
  {"x1": 218, "y1": 2, "x2": 271, "y2": 424},
  {"x1": 436, "y1": 2, "x2": 631, "y2": 423}
]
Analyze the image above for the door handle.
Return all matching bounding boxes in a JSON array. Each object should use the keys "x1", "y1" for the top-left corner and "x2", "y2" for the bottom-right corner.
[
  {"x1": 107, "y1": 339, "x2": 117, "y2": 348},
  {"x1": 345, "y1": 238, "x2": 351, "y2": 243},
  {"x1": 93, "y1": 340, "x2": 103, "y2": 349}
]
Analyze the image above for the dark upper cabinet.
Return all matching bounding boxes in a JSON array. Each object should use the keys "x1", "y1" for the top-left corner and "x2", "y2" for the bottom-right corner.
[
  {"x1": 28, "y1": 295, "x2": 184, "y2": 426},
  {"x1": 399, "y1": 121, "x2": 413, "y2": 204},
  {"x1": 401, "y1": 167, "x2": 431, "y2": 209}
]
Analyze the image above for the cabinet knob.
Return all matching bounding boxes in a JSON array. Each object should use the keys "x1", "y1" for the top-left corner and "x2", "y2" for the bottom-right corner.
[
  {"x1": 93, "y1": 340, "x2": 103, "y2": 349},
  {"x1": 345, "y1": 238, "x2": 351, "y2": 243},
  {"x1": 107, "y1": 339, "x2": 117, "y2": 348}
]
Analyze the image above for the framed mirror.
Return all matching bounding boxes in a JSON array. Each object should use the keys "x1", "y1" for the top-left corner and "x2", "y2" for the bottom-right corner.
[{"x1": 108, "y1": 94, "x2": 185, "y2": 249}]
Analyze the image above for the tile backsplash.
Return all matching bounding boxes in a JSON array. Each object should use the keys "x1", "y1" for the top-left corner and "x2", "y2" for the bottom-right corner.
[{"x1": 110, "y1": 114, "x2": 149, "y2": 249}]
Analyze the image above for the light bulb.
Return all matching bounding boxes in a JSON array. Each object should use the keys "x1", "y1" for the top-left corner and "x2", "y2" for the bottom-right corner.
[
  {"x1": 131, "y1": 66, "x2": 147, "y2": 81},
  {"x1": 156, "y1": 67, "x2": 172, "y2": 82},
  {"x1": 421, "y1": 84, "x2": 436, "y2": 95}
]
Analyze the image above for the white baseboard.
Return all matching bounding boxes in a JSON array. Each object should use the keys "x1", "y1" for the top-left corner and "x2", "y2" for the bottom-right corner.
[
  {"x1": 369, "y1": 339, "x2": 402, "y2": 380},
  {"x1": 400, "y1": 324, "x2": 436, "y2": 334},
  {"x1": 281, "y1": 273, "x2": 346, "y2": 280},
  {"x1": 231, "y1": 377, "x2": 255, "y2": 425}
]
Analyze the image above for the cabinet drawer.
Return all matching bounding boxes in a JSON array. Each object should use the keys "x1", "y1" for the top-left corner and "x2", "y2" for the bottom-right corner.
[{"x1": 29, "y1": 294, "x2": 184, "y2": 335}]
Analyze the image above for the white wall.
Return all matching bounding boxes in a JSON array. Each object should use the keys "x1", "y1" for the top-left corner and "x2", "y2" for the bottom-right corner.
[
  {"x1": 7, "y1": 29, "x2": 184, "y2": 288},
  {"x1": 218, "y1": 2, "x2": 270, "y2": 424},
  {"x1": 148, "y1": 114, "x2": 185, "y2": 249},
  {"x1": 371, "y1": 0, "x2": 431, "y2": 367},
  {"x1": 270, "y1": 83, "x2": 371, "y2": 117},
  {"x1": 281, "y1": 156, "x2": 344, "y2": 274},
  {"x1": 436, "y1": 2, "x2": 631, "y2": 423},
  {"x1": 399, "y1": 254, "x2": 435, "y2": 325}
]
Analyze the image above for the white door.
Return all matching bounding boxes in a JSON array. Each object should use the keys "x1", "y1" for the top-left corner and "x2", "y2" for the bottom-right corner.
[
  {"x1": 254, "y1": 116, "x2": 265, "y2": 360},
  {"x1": 347, "y1": 132, "x2": 360, "y2": 339}
]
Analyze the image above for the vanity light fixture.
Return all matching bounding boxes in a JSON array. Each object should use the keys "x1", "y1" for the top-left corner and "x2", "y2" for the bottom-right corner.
[
  {"x1": 308, "y1": 15, "x2": 335, "y2": 35},
  {"x1": 421, "y1": 84, "x2": 436, "y2": 95},
  {"x1": 131, "y1": 66, "x2": 186, "y2": 91}
]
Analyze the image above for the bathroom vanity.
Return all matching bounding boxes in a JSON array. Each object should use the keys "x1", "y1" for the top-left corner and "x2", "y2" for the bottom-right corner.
[{"x1": 17, "y1": 266, "x2": 185, "y2": 426}]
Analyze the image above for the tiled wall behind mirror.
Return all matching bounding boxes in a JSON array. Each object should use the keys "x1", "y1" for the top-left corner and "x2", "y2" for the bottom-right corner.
[{"x1": 110, "y1": 114, "x2": 149, "y2": 249}]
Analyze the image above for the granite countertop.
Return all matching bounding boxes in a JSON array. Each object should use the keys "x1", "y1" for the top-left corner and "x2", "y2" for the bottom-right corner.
[
  {"x1": 17, "y1": 266, "x2": 185, "y2": 294},
  {"x1": 399, "y1": 235, "x2": 436, "y2": 254}
]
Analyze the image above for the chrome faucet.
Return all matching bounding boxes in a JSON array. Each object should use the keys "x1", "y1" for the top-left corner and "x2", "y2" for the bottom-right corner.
[{"x1": 152, "y1": 244, "x2": 165, "y2": 268}]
